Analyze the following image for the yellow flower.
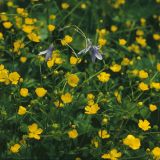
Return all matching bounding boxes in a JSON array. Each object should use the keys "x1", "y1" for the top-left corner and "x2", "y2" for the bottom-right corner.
[
  {"x1": 70, "y1": 56, "x2": 81, "y2": 65},
  {"x1": 136, "y1": 36, "x2": 147, "y2": 47},
  {"x1": 68, "y1": 129, "x2": 78, "y2": 139},
  {"x1": 22, "y1": 25, "x2": 34, "y2": 33},
  {"x1": 98, "y1": 130, "x2": 110, "y2": 139},
  {"x1": 61, "y1": 2, "x2": 70, "y2": 9},
  {"x1": 156, "y1": 63, "x2": 160, "y2": 72},
  {"x1": 67, "y1": 74, "x2": 79, "y2": 87},
  {"x1": 10, "y1": 144, "x2": 21, "y2": 153},
  {"x1": 150, "y1": 82, "x2": 160, "y2": 90},
  {"x1": 138, "y1": 119, "x2": 151, "y2": 131},
  {"x1": 97, "y1": 72, "x2": 110, "y2": 83},
  {"x1": 138, "y1": 82, "x2": 149, "y2": 91},
  {"x1": 49, "y1": 14, "x2": 56, "y2": 20},
  {"x1": 35, "y1": 87, "x2": 47, "y2": 97},
  {"x1": 54, "y1": 100, "x2": 64, "y2": 108},
  {"x1": 13, "y1": 39, "x2": 24, "y2": 54},
  {"x1": 20, "y1": 88, "x2": 29, "y2": 97},
  {"x1": 136, "y1": 30, "x2": 144, "y2": 36},
  {"x1": 20, "y1": 56, "x2": 27, "y2": 63},
  {"x1": 3, "y1": 21, "x2": 12, "y2": 29},
  {"x1": 114, "y1": 90, "x2": 122, "y2": 103},
  {"x1": 138, "y1": 70, "x2": 148, "y2": 79},
  {"x1": 18, "y1": 106, "x2": 27, "y2": 115},
  {"x1": 121, "y1": 57, "x2": 130, "y2": 66},
  {"x1": 85, "y1": 103, "x2": 100, "y2": 114},
  {"x1": 87, "y1": 93, "x2": 95, "y2": 100},
  {"x1": 9, "y1": 72, "x2": 20, "y2": 85},
  {"x1": 123, "y1": 134, "x2": 141, "y2": 150},
  {"x1": 101, "y1": 149, "x2": 122, "y2": 160},
  {"x1": 48, "y1": 24, "x2": 56, "y2": 32},
  {"x1": 25, "y1": 18, "x2": 34, "y2": 25},
  {"x1": 152, "y1": 147, "x2": 160, "y2": 159},
  {"x1": 111, "y1": 25, "x2": 118, "y2": 32},
  {"x1": 28, "y1": 123, "x2": 43, "y2": 140},
  {"x1": 153, "y1": 34, "x2": 160, "y2": 41},
  {"x1": 0, "y1": 32, "x2": 4, "y2": 40},
  {"x1": 61, "y1": 35, "x2": 73, "y2": 46},
  {"x1": 91, "y1": 138, "x2": 99, "y2": 148},
  {"x1": 61, "y1": 92, "x2": 73, "y2": 104},
  {"x1": 98, "y1": 38, "x2": 107, "y2": 47},
  {"x1": 119, "y1": 39, "x2": 127, "y2": 46},
  {"x1": 27, "y1": 32, "x2": 40, "y2": 42},
  {"x1": 149, "y1": 104, "x2": 157, "y2": 112},
  {"x1": 81, "y1": 3, "x2": 87, "y2": 9},
  {"x1": 0, "y1": 68, "x2": 9, "y2": 84},
  {"x1": 110, "y1": 64, "x2": 121, "y2": 72}
]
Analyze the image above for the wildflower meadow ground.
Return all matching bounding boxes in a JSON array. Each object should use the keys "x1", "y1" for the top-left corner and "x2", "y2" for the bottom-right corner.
[{"x1": 0, "y1": 0, "x2": 160, "y2": 159}]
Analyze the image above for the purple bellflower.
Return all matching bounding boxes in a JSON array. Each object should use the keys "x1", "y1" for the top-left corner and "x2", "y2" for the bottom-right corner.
[
  {"x1": 78, "y1": 39, "x2": 103, "y2": 62},
  {"x1": 38, "y1": 44, "x2": 54, "y2": 61}
]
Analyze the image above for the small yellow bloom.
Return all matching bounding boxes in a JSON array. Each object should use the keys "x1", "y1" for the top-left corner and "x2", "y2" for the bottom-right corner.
[
  {"x1": 152, "y1": 147, "x2": 160, "y2": 159},
  {"x1": 119, "y1": 39, "x2": 127, "y2": 46},
  {"x1": 20, "y1": 56, "x2": 27, "y2": 63},
  {"x1": 121, "y1": 57, "x2": 130, "y2": 66},
  {"x1": 9, "y1": 72, "x2": 20, "y2": 85},
  {"x1": 138, "y1": 119, "x2": 151, "y2": 131},
  {"x1": 61, "y1": 92, "x2": 72, "y2": 104},
  {"x1": 27, "y1": 32, "x2": 40, "y2": 42},
  {"x1": 18, "y1": 106, "x2": 27, "y2": 115},
  {"x1": 97, "y1": 72, "x2": 110, "y2": 83},
  {"x1": 10, "y1": 144, "x2": 21, "y2": 153},
  {"x1": 101, "y1": 149, "x2": 122, "y2": 160},
  {"x1": 0, "y1": 32, "x2": 4, "y2": 40},
  {"x1": 98, "y1": 130, "x2": 110, "y2": 139},
  {"x1": 35, "y1": 87, "x2": 47, "y2": 97},
  {"x1": 136, "y1": 36, "x2": 147, "y2": 47},
  {"x1": 67, "y1": 74, "x2": 79, "y2": 87},
  {"x1": 54, "y1": 100, "x2": 64, "y2": 108},
  {"x1": 28, "y1": 123, "x2": 43, "y2": 140},
  {"x1": 123, "y1": 134, "x2": 141, "y2": 150},
  {"x1": 61, "y1": 35, "x2": 73, "y2": 46},
  {"x1": 98, "y1": 38, "x2": 107, "y2": 47},
  {"x1": 110, "y1": 64, "x2": 121, "y2": 72},
  {"x1": 48, "y1": 24, "x2": 55, "y2": 32},
  {"x1": 85, "y1": 103, "x2": 100, "y2": 114},
  {"x1": 138, "y1": 70, "x2": 148, "y2": 79},
  {"x1": 149, "y1": 104, "x2": 157, "y2": 112},
  {"x1": 20, "y1": 88, "x2": 29, "y2": 97},
  {"x1": 25, "y1": 18, "x2": 34, "y2": 25},
  {"x1": 61, "y1": 2, "x2": 70, "y2": 9},
  {"x1": 3, "y1": 21, "x2": 12, "y2": 29},
  {"x1": 87, "y1": 93, "x2": 95, "y2": 100},
  {"x1": 81, "y1": 3, "x2": 87, "y2": 9},
  {"x1": 138, "y1": 82, "x2": 149, "y2": 91},
  {"x1": 111, "y1": 25, "x2": 118, "y2": 32},
  {"x1": 22, "y1": 25, "x2": 34, "y2": 33},
  {"x1": 68, "y1": 129, "x2": 78, "y2": 139},
  {"x1": 70, "y1": 56, "x2": 81, "y2": 65},
  {"x1": 156, "y1": 63, "x2": 160, "y2": 72},
  {"x1": 153, "y1": 34, "x2": 160, "y2": 41}
]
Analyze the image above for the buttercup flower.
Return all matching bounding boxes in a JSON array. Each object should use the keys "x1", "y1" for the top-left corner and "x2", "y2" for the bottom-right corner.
[
  {"x1": 10, "y1": 144, "x2": 21, "y2": 153},
  {"x1": 61, "y1": 92, "x2": 73, "y2": 104},
  {"x1": 18, "y1": 106, "x2": 27, "y2": 115},
  {"x1": 149, "y1": 104, "x2": 157, "y2": 112},
  {"x1": 68, "y1": 129, "x2": 78, "y2": 139},
  {"x1": 152, "y1": 147, "x2": 160, "y2": 159},
  {"x1": 138, "y1": 82, "x2": 149, "y2": 91},
  {"x1": 35, "y1": 87, "x2": 47, "y2": 97},
  {"x1": 67, "y1": 73, "x2": 79, "y2": 87},
  {"x1": 9, "y1": 72, "x2": 20, "y2": 85},
  {"x1": 123, "y1": 134, "x2": 141, "y2": 150},
  {"x1": 101, "y1": 149, "x2": 122, "y2": 160},
  {"x1": 98, "y1": 130, "x2": 110, "y2": 139},
  {"x1": 85, "y1": 103, "x2": 100, "y2": 114},
  {"x1": 110, "y1": 64, "x2": 121, "y2": 72},
  {"x1": 97, "y1": 72, "x2": 110, "y2": 83},
  {"x1": 28, "y1": 123, "x2": 43, "y2": 140},
  {"x1": 20, "y1": 88, "x2": 29, "y2": 97},
  {"x1": 138, "y1": 119, "x2": 151, "y2": 131}
]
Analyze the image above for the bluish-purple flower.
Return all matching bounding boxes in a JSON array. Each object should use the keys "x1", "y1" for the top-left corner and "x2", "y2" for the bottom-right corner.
[
  {"x1": 78, "y1": 39, "x2": 103, "y2": 62},
  {"x1": 38, "y1": 44, "x2": 54, "y2": 61}
]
